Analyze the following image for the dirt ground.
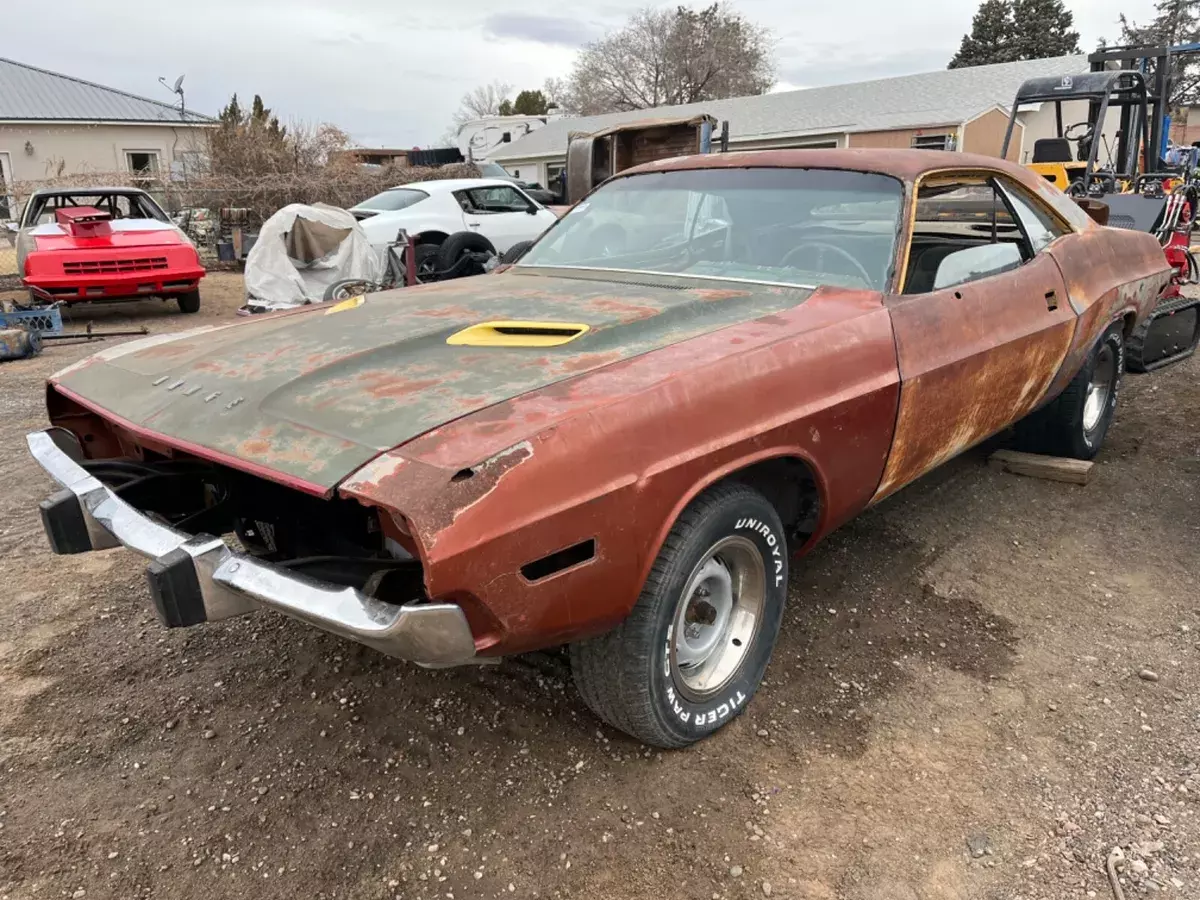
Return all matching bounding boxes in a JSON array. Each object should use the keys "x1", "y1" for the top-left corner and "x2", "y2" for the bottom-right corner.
[{"x1": 1, "y1": 273, "x2": 1198, "y2": 900}]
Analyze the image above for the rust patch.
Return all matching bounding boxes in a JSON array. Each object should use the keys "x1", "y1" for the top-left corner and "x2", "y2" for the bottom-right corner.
[
  {"x1": 585, "y1": 297, "x2": 660, "y2": 324},
  {"x1": 688, "y1": 288, "x2": 752, "y2": 302},
  {"x1": 408, "y1": 304, "x2": 483, "y2": 319},
  {"x1": 555, "y1": 351, "x2": 623, "y2": 374},
  {"x1": 356, "y1": 372, "x2": 442, "y2": 401},
  {"x1": 138, "y1": 341, "x2": 201, "y2": 359}
]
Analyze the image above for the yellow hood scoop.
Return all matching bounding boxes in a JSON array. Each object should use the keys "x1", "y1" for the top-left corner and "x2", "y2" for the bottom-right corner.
[{"x1": 447, "y1": 321, "x2": 590, "y2": 347}]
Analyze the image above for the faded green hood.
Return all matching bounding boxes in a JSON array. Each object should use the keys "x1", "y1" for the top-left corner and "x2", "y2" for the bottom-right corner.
[{"x1": 52, "y1": 269, "x2": 811, "y2": 491}]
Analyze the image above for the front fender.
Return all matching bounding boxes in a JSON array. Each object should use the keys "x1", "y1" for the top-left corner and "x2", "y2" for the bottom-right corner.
[{"x1": 341, "y1": 288, "x2": 900, "y2": 656}]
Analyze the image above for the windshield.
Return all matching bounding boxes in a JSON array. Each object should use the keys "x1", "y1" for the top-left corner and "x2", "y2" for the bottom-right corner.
[
  {"x1": 518, "y1": 168, "x2": 904, "y2": 290},
  {"x1": 354, "y1": 188, "x2": 429, "y2": 212}
]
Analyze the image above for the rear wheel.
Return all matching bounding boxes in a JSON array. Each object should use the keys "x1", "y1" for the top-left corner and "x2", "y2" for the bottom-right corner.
[
  {"x1": 1014, "y1": 322, "x2": 1123, "y2": 460},
  {"x1": 410, "y1": 243, "x2": 441, "y2": 282},
  {"x1": 570, "y1": 482, "x2": 788, "y2": 748},
  {"x1": 176, "y1": 290, "x2": 201, "y2": 314}
]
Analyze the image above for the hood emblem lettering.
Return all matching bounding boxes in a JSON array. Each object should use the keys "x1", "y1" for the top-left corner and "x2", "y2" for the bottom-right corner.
[
  {"x1": 183, "y1": 385, "x2": 202, "y2": 396},
  {"x1": 166, "y1": 379, "x2": 185, "y2": 391},
  {"x1": 204, "y1": 392, "x2": 222, "y2": 403},
  {"x1": 225, "y1": 397, "x2": 245, "y2": 410},
  {"x1": 151, "y1": 376, "x2": 169, "y2": 386}
]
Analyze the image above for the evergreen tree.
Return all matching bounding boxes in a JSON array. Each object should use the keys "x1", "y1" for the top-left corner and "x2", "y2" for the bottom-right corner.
[
  {"x1": 1011, "y1": 0, "x2": 1080, "y2": 59},
  {"x1": 219, "y1": 93, "x2": 242, "y2": 127},
  {"x1": 950, "y1": 0, "x2": 1080, "y2": 68},
  {"x1": 949, "y1": 0, "x2": 1017, "y2": 68},
  {"x1": 512, "y1": 90, "x2": 550, "y2": 116}
]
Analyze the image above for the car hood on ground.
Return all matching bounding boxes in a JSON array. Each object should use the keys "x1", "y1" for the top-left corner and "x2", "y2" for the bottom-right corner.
[{"x1": 50, "y1": 269, "x2": 813, "y2": 493}]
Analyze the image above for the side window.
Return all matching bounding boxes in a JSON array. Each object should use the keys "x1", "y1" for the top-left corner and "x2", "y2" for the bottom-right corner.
[
  {"x1": 996, "y1": 180, "x2": 1071, "y2": 254},
  {"x1": 465, "y1": 186, "x2": 530, "y2": 213},
  {"x1": 903, "y1": 178, "x2": 1031, "y2": 295}
]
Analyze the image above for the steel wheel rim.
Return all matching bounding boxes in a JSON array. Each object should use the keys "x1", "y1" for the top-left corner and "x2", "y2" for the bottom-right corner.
[
  {"x1": 670, "y1": 536, "x2": 766, "y2": 702},
  {"x1": 1083, "y1": 343, "x2": 1117, "y2": 433}
]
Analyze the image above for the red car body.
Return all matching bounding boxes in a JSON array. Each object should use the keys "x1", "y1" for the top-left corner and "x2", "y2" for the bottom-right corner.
[{"x1": 17, "y1": 191, "x2": 205, "y2": 304}]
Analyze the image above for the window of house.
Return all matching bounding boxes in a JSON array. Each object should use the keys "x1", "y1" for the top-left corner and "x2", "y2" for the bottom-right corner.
[
  {"x1": 0, "y1": 152, "x2": 11, "y2": 221},
  {"x1": 996, "y1": 179, "x2": 1071, "y2": 254},
  {"x1": 903, "y1": 178, "x2": 1030, "y2": 294},
  {"x1": 911, "y1": 133, "x2": 956, "y2": 151},
  {"x1": 125, "y1": 151, "x2": 161, "y2": 175}
]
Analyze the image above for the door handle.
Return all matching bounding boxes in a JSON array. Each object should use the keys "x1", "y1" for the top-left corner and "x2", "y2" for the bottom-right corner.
[
  {"x1": 1045, "y1": 290, "x2": 1059, "y2": 311},
  {"x1": 467, "y1": 222, "x2": 481, "y2": 228}
]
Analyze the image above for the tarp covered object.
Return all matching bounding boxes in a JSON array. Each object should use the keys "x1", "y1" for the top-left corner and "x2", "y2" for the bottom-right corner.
[{"x1": 244, "y1": 203, "x2": 381, "y2": 309}]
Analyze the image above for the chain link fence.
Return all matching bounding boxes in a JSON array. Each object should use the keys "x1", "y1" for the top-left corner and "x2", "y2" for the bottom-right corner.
[{"x1": 0, "y1": 162, "x2": 480, "y2": 280}]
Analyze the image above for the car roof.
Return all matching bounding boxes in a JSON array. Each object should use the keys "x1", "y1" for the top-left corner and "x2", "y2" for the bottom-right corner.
[
  {"x1": 30, "y1": 186, "x2": 152, "y2": 197},
  {"x1": 382, "y1": 178, "x2": 518, "y2": 193},
  {"x1": 622, "y1": 148, "x2": 1035, "y2": 184}
]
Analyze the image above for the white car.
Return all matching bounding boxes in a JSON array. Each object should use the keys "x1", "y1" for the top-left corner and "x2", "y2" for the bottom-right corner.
[{"x1": 350, "y1": 178, "x2": 559, "y2": 263}]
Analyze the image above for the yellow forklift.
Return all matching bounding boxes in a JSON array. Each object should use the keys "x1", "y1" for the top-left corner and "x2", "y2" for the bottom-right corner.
[{"x1": 1003, "y1": 56, "x2": 1200, "y2": 371}]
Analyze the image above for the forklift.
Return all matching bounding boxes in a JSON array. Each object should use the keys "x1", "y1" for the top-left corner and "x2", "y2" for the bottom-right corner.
[{"x1": 1002, "y1": 45, "x2": 1200, "y2": 371}]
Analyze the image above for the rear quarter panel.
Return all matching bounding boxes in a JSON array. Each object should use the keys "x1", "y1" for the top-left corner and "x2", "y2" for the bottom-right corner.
[
  {"x1": 1044, "y1": 225, "x2": 1172, "y2": 398},
  {"x1": 342, "y1": 287, "x2": 901, "y2": 655}
]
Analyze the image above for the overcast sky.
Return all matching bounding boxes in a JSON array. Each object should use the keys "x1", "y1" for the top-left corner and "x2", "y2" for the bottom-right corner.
[{"x1": 9, "y1": 0, "x2": 1160, "y2": 147}]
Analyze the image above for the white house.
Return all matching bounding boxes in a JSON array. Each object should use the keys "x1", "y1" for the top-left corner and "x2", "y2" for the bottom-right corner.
[
  {"x1": 489, "y1": 56, "x2": 1098, "y2": 190},
  {"x1": 0, "y1": 56, "x2": 215, "y2": 220}
]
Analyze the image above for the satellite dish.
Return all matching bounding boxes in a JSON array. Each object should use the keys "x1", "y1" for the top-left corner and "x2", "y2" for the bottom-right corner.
[{"x1": 172, "y1": 75, "x2": 185, "y2": 94}]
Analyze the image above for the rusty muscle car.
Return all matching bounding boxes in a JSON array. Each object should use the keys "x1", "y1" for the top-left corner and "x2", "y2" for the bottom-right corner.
[{"x1": 27, "y1": 150, "x2": 1174, "y2": 747}]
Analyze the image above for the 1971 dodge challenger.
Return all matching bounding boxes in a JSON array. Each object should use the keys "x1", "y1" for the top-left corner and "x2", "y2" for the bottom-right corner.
[{"x1": 27, "y1": 150, "x2": 1174, "y2": 747}]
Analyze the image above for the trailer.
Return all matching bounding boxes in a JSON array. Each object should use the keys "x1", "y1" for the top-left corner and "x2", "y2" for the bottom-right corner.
[{"x1": 563, "y1": 114, "x2": 727, "y2": 205}]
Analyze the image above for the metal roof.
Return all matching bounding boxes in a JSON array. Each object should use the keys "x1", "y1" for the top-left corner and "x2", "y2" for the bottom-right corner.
[
  {"x1": 492, "y1": 55, "x2": 1088, "y2": 161},
  {"x1": 0, "y1": 57, "x2": 214, "y2": 124}
]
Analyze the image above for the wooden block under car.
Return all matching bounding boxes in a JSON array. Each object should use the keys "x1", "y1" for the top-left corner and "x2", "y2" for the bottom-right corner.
[{"x1": 987, "y1": 449, "x2": 1095, "y2": 486}]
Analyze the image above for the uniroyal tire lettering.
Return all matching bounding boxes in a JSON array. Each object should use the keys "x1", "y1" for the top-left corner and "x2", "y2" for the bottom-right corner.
[{"x1": 735, "y1": 517, "x2": 785, "y2": 586}]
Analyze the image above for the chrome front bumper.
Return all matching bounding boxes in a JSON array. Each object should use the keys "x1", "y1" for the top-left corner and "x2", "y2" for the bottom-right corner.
[{"x1": 26, "y1": 428, "x2": 477, "y2": 667}]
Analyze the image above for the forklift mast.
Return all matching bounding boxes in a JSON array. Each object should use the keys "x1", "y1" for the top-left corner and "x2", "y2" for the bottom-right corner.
[{"x1": 1088, "y1": 45, "x2": 1172, "y2": 174}]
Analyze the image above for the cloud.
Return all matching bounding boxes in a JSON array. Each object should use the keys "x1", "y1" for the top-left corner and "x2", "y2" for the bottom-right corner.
[
  {"x1": 0, "y1": 0, "x2": 1164, "y2": 148},
  {"x1": 482, "y1": 13, "x2": 597, "y2": 47},
  {"x1": 778, "y1": 46, "x2": 957, "y2": 90}
]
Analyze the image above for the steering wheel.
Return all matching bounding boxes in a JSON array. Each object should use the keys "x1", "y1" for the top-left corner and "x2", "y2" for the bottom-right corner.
[
  {"x1": 1064, "y1": 121, "x2": 1095, "y2": 144},
  {"x1": 781, "y1": 242, "x2": 872, "y2": 285}
]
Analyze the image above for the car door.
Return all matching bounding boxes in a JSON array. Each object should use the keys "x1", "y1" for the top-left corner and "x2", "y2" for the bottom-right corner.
[
  {"x1": 459, "y1": 185, "x2": 556, "y2": 252},
  {"x1": 872, "y1": 172, "x2": 1077, "y2": 501}
]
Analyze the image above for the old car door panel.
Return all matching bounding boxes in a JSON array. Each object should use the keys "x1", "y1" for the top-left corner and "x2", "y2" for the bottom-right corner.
[{"x1": 875, "y1": 253, "x2": 1074, "y2": 500}]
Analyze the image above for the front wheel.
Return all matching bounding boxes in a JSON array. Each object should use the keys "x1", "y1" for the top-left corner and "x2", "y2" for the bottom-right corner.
[
  {"x1": 1014, "y1": 322, "x2": 1124, "y2": 459},
  {"x1": 176, "y1": 289, "x2": 201, "y2": 314},
  {"x1": 570, "y1": 482, "x2": 788, "y2": 748}
]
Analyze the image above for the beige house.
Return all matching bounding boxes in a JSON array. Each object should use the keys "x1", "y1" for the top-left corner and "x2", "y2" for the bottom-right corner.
[
  {"x1": 491, "y1": 56, "x2": 1092, "y2": 189},
  {"x1": 0, "y1": 57, "x2": 215, "y2": 220}
]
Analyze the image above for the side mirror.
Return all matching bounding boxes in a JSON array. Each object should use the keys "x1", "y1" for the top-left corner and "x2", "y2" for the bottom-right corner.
[
  {"x1": 526, "y1": 205, "x2": 539, "y2": 215},
  {"x1": 933, "y1": 243, "x2": 1022, "y2": 290},
  {"x1": 4, "y1": 222, "x2": 18, "y2": 234}
]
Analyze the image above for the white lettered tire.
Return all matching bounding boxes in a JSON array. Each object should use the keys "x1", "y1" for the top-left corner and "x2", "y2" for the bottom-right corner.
[{"x1": 570, "y1": 482, "x2": 788, "y2": 747}]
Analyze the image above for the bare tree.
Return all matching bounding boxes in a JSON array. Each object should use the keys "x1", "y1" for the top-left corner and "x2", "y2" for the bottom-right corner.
[
  {"x1": 560, "y1": 4, "x2": 774, "y2": 115},
  {"x1": 451, "y1": 80, "x2": 514, "y2": 127}
]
